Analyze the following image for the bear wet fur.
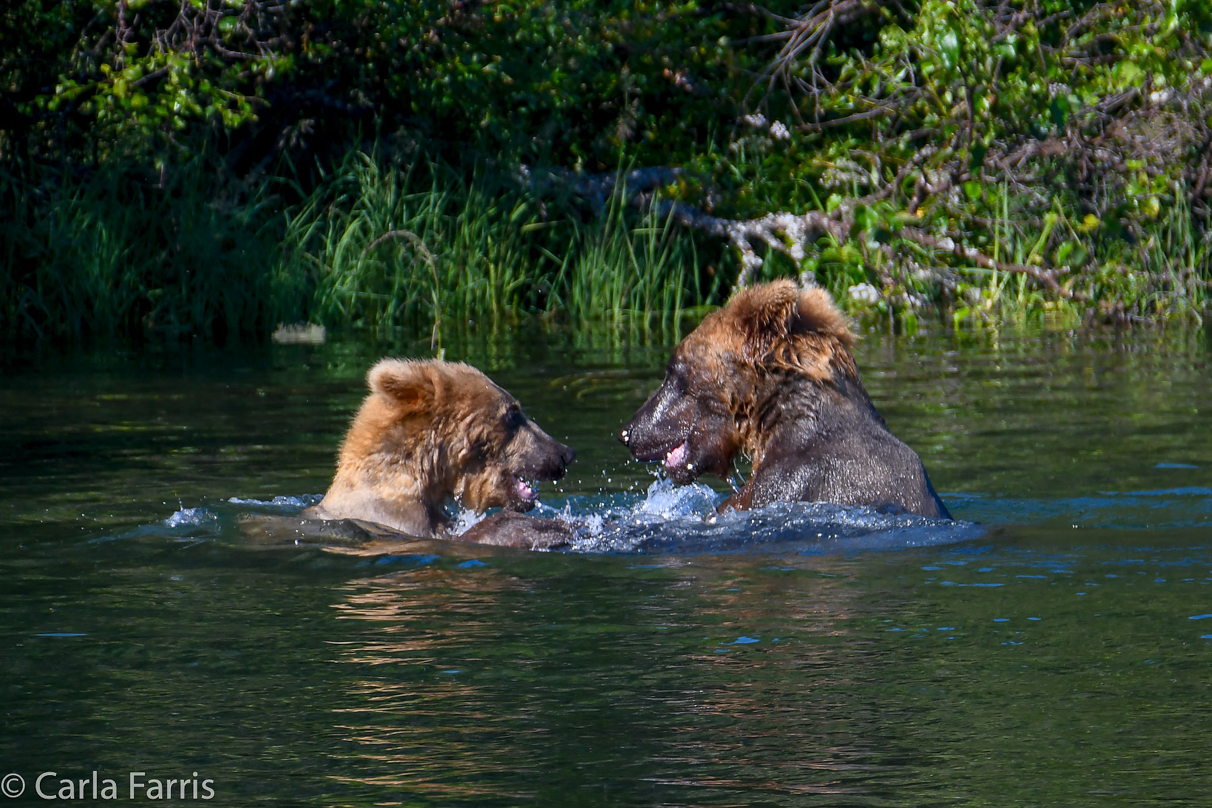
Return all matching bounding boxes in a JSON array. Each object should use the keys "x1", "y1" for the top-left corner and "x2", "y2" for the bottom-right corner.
[
  {"x1": 305, "y1": 358, "x2": 576, "y2": 548},
  {"x1": 619, "y1": 280, "x2": 950, "y2": 519}
]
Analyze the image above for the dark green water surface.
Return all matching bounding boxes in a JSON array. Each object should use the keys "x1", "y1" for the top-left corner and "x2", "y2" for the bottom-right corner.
[{"x1": 2, "y1": 326, "x2": 1211, "y2": 806}]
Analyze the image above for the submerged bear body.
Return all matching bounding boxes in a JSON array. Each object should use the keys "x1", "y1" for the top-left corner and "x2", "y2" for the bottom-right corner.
[{"x1": 620, "y1": 280, "x2": 950, "y2": 519}]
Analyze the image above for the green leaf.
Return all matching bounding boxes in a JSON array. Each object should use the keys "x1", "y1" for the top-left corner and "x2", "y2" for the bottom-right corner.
[
  {"x1": 939, "y1": 29, "x2": 960, "y2": 68},
  {"x1": 851, "y1": 203, "x2": 873, "y2": 231},
  {"x1": 968, "y1": 142, "x2": 988, "y2": 170},
  {"x1": 1114, "y1": 60, "x2": 1145, "y2": 87},
  {"x1": 1049, "y1": 98, "x2": 1068, "y2": 128},
  {"x1": 879, "y1": 25, "x2": 907, "y2": 52}
]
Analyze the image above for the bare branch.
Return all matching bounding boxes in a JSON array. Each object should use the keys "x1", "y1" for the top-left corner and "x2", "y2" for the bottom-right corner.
[{"x1": 900, "y1": 227, "x2": 1083, "y2": 300}]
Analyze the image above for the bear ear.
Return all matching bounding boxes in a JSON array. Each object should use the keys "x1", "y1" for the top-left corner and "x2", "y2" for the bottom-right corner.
[
  {"x1": 367, "y1": 359, "x2": 437, "y2": 415},
  {"x1": 730, "y1": 279, "x2": 800, "y2": 360},
  {"x1": 793, "y1": 287, "x2": 855, "y2": 347}
]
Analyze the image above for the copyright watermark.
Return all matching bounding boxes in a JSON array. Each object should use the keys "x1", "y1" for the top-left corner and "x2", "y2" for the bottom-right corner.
[
  {"x1": 1, "y1": 774, "x2": 23, "y2": 798},
  {"x1": 1, "y1": 772, "x2": 214, "y2": 801}
]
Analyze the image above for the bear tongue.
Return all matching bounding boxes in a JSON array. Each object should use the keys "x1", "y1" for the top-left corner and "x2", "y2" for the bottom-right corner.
[
  {"x1": 515, "y1": 476, "x2": 538, "y2": 502},
  {"x1": 664, "y1": 442, "x2": 688, "y2": 470}
]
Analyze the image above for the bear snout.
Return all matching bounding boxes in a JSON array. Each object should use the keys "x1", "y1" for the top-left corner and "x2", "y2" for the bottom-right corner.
[
  {"x1": 619, "y1": 393, "x2": 686, "y2": 463},
  {"x1": 512, "y1": 425, "x2": 575, "y2": 482},
  {"x1": 536, "y1": 440, "x2": 575, "y2": 480},
  {"x1": 621, "y1": 377, "x2": 738, "y2": 483}
]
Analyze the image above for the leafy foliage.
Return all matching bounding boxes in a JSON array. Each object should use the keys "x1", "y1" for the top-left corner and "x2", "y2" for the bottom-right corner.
[
  {"x1": 4, "y1": 0, "x2": 786, "y2": 167},
  {"x1": 683, "y1": 0, "x2": 1212, "y2": 326},
  {"x1": 2, "y1": 0, "x2": 1211, "y2": 342}
]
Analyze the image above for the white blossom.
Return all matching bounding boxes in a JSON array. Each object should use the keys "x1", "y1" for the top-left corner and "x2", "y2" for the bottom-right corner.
[{"x1": 848, "y1": 283, "x2": 881, "y2": 305}]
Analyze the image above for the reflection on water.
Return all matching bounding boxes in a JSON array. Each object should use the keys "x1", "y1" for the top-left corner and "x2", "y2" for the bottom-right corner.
[
  {"x1": 1, "y1": 325, "x2": 1211, "y2": 805},
  {"x1": 326, "y1": 552, "x2": 887, "y2": 804}
]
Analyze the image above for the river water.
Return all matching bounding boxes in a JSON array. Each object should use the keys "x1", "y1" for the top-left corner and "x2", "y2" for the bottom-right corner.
[{"x1": 2, "y1": 324, "x2": 1210, "y2": 805}]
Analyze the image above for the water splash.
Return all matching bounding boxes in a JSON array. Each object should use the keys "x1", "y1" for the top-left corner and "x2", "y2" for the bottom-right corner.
[
  {"x1": 451, "y1": 508, "x2": 486, "y2": 536},
  {"x1": 150, "y1": 478, "x2": 981, "y2": 555},
  {"x1": 164, "y1": 507, "x2": 219, "y2": 528},
  {"x1": 532, "y1": 479, "x2": 981, "y2": 554}
]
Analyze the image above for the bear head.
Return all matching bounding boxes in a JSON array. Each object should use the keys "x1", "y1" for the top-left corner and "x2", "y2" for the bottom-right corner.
[
  {"x1": 618, "y1": 280, "x2": 856, "y2": 484},
  {"x1": 330, "y1": 359, "x2": 574, "y2": 526}
]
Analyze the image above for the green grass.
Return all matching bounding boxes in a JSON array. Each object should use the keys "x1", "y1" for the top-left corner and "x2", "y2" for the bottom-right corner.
[
  {"x1": 2, "y1": 148, "x2": 1208, "y2": 349},
  {"x1": 1, "y1": 152, "x2": 706, "y2": 346},
  {"x1": 277, "y1": 152, "x2": 705, "y2": 337},
  {"x1": 841, "y1": 180, "x2": 1211, "y2": 332},
  {"x1": 0, "y1": 158, "x2": 291, "y2": 344}
]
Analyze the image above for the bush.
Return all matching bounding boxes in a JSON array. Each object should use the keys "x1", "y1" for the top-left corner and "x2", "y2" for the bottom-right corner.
[{"x1": 3, "y1": 0, "x2": 1211, "y2": 341}]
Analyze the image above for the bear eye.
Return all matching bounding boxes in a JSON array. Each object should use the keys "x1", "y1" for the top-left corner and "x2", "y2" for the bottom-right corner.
[
  {"x1": 502, "y1": 404, "x2": 525, "y2": 428},
  {"x1": 665, "y1": 363, "x2": 689, "y2": 394}
]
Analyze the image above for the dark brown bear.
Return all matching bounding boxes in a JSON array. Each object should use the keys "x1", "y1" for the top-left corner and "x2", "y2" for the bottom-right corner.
[{"x1": 619, "y1": 280, "x2": 950, "y2": 519}]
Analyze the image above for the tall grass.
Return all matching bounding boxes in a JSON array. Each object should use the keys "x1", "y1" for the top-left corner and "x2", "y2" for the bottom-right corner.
[
  {"x1": 2, "y1": 151, "x2": 705, "y2": 346},
  {"x1": 278, "y1": 153, "x2": 702, "y2": 338},
  {"x1": 947, "y1": 185, "x2": 1073, "y2": 329},
  {"x1": 1132, "y1": 190, "x2": 1209, "y2": 320},
  {"x1": 555, "y1": 187, "x2": 696, "y2": 329},
  {"x1": 281, "y1": 156, "x2": 537, "y2": 331},
  {"x1": 1, "y1": 158, "x2": 292, "y2": 344},
  {"x1": 7, "y1": 147, "x2": 1206, "y2": 349},
  {"x1": 889, "y1": 181, "x2": 1211, "y2": 331}
]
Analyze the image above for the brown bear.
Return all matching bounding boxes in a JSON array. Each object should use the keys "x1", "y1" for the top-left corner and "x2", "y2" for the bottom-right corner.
[
  {"x1": 304, "y1": 358, "x2": 577, "y2": 548},
  {"x1": 619, "y1": 280, "x2": 951, "y2": 519}
]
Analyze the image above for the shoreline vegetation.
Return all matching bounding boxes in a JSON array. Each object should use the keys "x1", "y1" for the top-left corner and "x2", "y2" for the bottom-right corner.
[{"x1": 3, "y1": 1, "x2": 1211, "y2": 347}]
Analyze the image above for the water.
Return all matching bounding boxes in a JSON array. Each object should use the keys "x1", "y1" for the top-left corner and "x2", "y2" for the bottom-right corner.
[{"x1": 2, "y1": 326, "x2": 1211, "y2": 805}]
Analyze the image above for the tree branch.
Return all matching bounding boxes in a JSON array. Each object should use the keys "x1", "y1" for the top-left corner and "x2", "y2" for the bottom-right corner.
[{"x1": 899, "y1": 227, "x2": 1083, "y2": 300}]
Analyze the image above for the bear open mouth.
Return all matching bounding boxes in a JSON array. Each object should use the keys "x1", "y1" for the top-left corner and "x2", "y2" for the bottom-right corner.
[
  {"x1": 661, "y1": 441, "x2": 704, "y2": 484},
  {"x1": 663, "y1": 442, "x2": 689, "y2": 471},
  {"x1": 513, "y1": 474, "x2": 539, "y2": 503}
]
